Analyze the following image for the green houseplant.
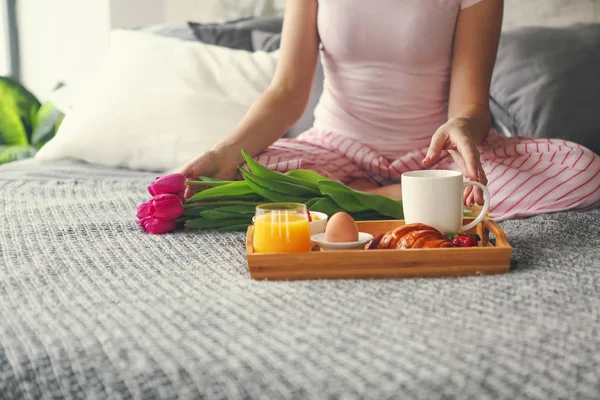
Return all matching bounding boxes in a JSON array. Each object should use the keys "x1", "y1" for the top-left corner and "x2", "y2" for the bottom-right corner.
[{"x1": 0, "y1": 76, "x2": 64, "y2": 164}]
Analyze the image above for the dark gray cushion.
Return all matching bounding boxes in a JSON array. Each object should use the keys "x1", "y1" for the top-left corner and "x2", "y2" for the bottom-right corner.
[
  {"x1": 251, "y1": 29, "x2": 282, "y2": 52},
  {"x1": 252, "y1": 30, "x2": 324, "y2": 138},
  {"x1": 490, "y1": 24, "x2": 600, "y2": 155},
  {"x1": 188, "y1": 16, "x2": 283, "y2": 51},
  {"x1": 136, "y1": 23, "x2": 197, "y2": 41}
]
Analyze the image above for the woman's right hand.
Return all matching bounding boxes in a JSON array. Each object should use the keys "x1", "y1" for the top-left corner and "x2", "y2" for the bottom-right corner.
[
  {"x1": 178, "y1": 150, "x2": 239, "y2": 199},
  {"x1": 179, "y1": 0, "x2": 320, "y2": 200}
]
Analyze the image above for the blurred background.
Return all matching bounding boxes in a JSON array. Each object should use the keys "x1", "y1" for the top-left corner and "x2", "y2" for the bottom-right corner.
[{"x1": 1, "y1": 0, "x2": 599, "y2": 100}]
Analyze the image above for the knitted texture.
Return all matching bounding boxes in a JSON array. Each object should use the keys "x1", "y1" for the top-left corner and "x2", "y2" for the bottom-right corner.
[{"x1": 1, "y1": 161, "x2": 600, "y2": 399}]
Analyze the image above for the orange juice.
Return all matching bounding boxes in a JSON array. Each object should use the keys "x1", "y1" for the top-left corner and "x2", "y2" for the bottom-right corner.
[{"x1": 253, "y1": 213, "x2": 312, "y2": 254}]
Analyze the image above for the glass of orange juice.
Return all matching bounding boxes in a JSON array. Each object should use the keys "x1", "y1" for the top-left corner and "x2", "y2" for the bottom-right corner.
[{"x1": 253, "y1": 203, "x2": 312, "y2": 254}]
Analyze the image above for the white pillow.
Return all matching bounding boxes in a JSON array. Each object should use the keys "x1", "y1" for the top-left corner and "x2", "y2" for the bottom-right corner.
[{"x1": 36, "y1": 29, "x2": 279, "y2": 171}]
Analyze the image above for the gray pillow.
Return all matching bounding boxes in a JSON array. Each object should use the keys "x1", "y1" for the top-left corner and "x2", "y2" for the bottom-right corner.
[
  {"x1": 252, "y1": 30, "x2": 324, "y2": 138},
  {"x1": 188, "y1": 16, "x2": 283, "y2": 51},
  {"x1": 251, "y1": 29, "x2": 282, "y2": 52},
  {"x1": 490, "y1": 24, "x2": 600, "y2": 155}
]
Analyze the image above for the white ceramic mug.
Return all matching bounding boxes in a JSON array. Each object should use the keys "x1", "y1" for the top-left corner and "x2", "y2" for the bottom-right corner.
[{"x1": 401, "y1": 170, "x2": 491, "y2": 233}]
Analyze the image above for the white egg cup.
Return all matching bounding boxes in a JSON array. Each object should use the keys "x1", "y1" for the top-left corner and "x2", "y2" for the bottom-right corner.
[
  {"x1": 311, "y1": 232, "x2": 374, "y2": 252},
  {"x1": 308, "y1": 212, "x2": 328, "y2": 236}
]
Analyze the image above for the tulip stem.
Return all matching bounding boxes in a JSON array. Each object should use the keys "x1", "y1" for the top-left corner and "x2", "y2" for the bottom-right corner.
[
  {"x1": 184, "y1": 201, "x2": 263, "y2": 208},
  {"x1": 186, "y1": 180, "x2": 237, "y2": 187}
]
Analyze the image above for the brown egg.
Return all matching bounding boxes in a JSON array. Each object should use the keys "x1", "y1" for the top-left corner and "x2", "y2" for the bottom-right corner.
[{"x1": 325, "y1": 212, "x2": 359, "y2": 243}]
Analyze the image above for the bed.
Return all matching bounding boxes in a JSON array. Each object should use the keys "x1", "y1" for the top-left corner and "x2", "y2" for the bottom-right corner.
[
  {"x1": 2, "y1": 1, "x2": 600, "y2": 399},
  {"x1": 1, "y1": 159, "x2": 599, "y2": 399}
]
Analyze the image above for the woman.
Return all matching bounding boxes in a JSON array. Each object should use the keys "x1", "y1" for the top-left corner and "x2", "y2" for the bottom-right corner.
[{"x1": 179, "y1": 0, "x2": 600, "y2": 221}]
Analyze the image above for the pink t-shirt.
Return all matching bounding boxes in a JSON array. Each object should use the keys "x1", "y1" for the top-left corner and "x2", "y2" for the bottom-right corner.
[{"x1": 313, "y1": 0, "x2": 485, "y2": 158}]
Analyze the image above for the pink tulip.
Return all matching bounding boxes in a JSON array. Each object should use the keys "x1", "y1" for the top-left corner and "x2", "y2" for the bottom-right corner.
[
  {"x1": 148, "y1": 194, "x2": 184, "y2": 221},
  {"x1": 148, "y1": 173, "x2": 186, "y2": 196},
  {"x1": 148, "y1": 186, "x2": 184, "y2": 201},
  {"x1": 136, "y1": 202, "x2": 150, "y2": 219},
  {"x1": 140, "y1": 216, "x2": 177, "y2": 234},
  {"x1": 174, "y1": 193, "x2": 185, "y2": 203}
]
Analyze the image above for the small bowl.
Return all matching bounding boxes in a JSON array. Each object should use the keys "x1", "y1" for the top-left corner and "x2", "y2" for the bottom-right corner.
[
  {"x1": 309, "y1": 212, "x2": 328, "y2": 236},
  {"x1": 311, "y1": 232, "x2": 374, "y2": 251}
]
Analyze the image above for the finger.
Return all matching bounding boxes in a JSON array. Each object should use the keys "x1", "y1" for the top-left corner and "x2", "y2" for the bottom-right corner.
[
  {"x1": 473, "y1": 186, "x2": 484, "y2": 206},
  {"x1": 167, "y1": 167, "x2": 182, "y2": 175},
  {"x1": 455, "y1": 137, "x2": 479, "y2": 180},
  {"x1": 450, "y1": 150, "x2": 482, "y2": 207},
  {"x1": 473, "y1": 164, "x2": 487, "y2": 206},
  {"x1": 177, "y1": 162, "x2": 193, "y2": 179},
  {"x1": 463, "y1": 185, "x2": 474, "y2": 203},
  {"x1": 478, "y1": 164, "x2": 488, "y2": 186},
  {"x1": 448, "y1": 149, "x2": 472, "y2": 182},
  {"x1": 467, "y1": 191, "x2": 475, "y2": 207},
  {"x1": 448, "y1": 149, "x2": 465, "y2": 169},
  {"x1": 184, "y1": 186, "x2": 196, "y2": 200},
  {"x1": 423, "y1": 128, "x2": 447, "y2": 165},
  {"x1": 464, "y1": 190, "x2": 472, "y2": 206}
]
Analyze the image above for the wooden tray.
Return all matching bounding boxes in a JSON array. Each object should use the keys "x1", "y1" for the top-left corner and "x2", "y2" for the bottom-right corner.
[{"x1": 245, "y1": 219, "x2": 512, "y2": 281}]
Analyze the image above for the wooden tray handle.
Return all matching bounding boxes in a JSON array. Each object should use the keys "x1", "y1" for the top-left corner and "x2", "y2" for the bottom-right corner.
[{"x1": 484, "y1": 220, "x2": 510, "y2": 248}]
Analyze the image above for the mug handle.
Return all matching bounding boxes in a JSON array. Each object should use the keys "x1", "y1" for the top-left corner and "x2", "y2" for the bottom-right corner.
[{"x1": 461, "y1": 181, "x2": 491, "y2": 231}]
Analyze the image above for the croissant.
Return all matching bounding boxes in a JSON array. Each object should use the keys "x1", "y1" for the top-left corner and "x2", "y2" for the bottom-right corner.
[{"x1": 365, "y1": 223, "x2": 454, "y2": 249}]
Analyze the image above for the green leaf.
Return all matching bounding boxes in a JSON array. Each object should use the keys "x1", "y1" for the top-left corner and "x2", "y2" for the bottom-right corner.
[
  {"x1": 240, "y1": 166, "x2": 319, "y2": 197},
  {"x1": 200, "y1": 205, "x2": 256, "y2": 220},
  {"x1": 31, "y1": 101, "x2": 64, "y2": 149},
  {"x1": 183, "y1": 203, "x2": 259, "y2": 217},
  {"x1": 207, "y1": 205, "x2": 257, "y2": 213},
  {"x1": 444, "y1": 232, "x2": 482, "y2": 241},
  {"x1": 183, "y1": 205, "x2": 220, "y2": 217},
  {"x1": 185, "y1": 200, "x2": 264, "y2": 207},
  {"x1": 187, "y1": 180, "x2": 259, "y2": 203},
  {"x1": 445, "y1": 232, "x2": 459, "y2": 240},
  {"x1": 187, "y1": 176, "x2": 238, "y2": 187},
  {"x1": 308, "y1": 197, "x2": 345, "y2": 215},
  {"x1": 304, "y1": 198, "x2": 322, "y2": 209},
  {"x1": 0, "y1": 145, "x2": 38, "y2": 165},
  {"x1": 285, "y1": 169, "x2": 333, "y2": 185},
  {"x1": 239, "y1": 167, "x2": 307, "y2": 203},
  {"x1": 185, "y1": 217, "x2": 251, "y2": 230},
  {"x1": 318, "y1": 180, "x2": 403, "y2": 219},
  {"x1": 350, "y1": 211, "x2": 391, "y2": 221},
  {"x1": 241, "y1": 149, "x2": 320, "y2": 191},
  {"x1": 217, "y1": 224, "x2": 251, "y2": 232},
  {"x1": 193, "y1": 193, "x2": 262, "y2": 204},
  {"x1": 197, "y1": 176, "x2": 227, "y2": 182},
  {"x1": 0, "y1": 76, "x2": 41, "y2": 146}
]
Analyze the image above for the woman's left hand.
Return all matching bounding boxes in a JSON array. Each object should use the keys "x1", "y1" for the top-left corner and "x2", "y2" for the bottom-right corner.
[{"x1": 422, "y1": 117, "x2": 488, "y2": 206}]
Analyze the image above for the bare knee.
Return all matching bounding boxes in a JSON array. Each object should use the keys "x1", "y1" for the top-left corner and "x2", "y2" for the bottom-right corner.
[
  {"x1": 348, "y1": 179, "x2": 402, "y2": 200},
  {"x1": 347, "y1": 178, "x2": 379, "y2": 191}
]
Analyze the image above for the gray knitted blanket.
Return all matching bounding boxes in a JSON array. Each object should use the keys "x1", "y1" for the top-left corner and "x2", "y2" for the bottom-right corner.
[{"x1": 1, "y1": 160, "x2": 599, "y2": 400}]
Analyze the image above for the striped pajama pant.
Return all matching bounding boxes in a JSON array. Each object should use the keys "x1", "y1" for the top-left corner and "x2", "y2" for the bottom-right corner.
[{"x1": 254, "y1": 129, "x2": 600, "y2": 221}]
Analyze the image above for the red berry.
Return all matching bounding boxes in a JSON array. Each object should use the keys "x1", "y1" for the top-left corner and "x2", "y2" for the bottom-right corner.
[
  {"x1": 307, "y1": 211, "x2": 312, "y2": 222},
  {"x1": 452, "y1": 234, "x2": 478, "y2": 247}
]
